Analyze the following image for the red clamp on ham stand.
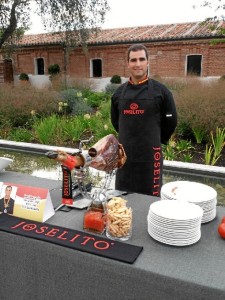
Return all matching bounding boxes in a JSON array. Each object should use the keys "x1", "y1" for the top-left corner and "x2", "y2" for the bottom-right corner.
[{"x1": 45, "y1": 149, "x2": 88, "y2": 205}]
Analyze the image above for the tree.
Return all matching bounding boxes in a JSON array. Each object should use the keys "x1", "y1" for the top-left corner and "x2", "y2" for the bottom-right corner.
[
  {"x1": 201, "y1": 0, "x2": 225, "y2": 17},
  {"x1": 0, "y1": 0, "x2": 110, "y2": 49},
  {"x1": 0, "y1": 1, "x2": 30, "y2": 52},
  {"x1": 192, "y1": 1, "x2": 225, "y2": 37},
  {"x1": 198, "y1": 1, "x2": 225, "y2": 22},
  {"x1": 199, "y1": 1, "x2": 225, "y2": 35}
]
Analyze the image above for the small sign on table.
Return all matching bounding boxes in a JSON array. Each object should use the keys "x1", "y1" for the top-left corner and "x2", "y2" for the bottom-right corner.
[{"x1": 0, "y1": 181, "x2": 55, "y2": 222}]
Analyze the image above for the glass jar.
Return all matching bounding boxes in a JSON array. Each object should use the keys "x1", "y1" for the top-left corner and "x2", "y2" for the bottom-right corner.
[
  {"x1": 83, "y1": 197, "x2": 106, "y2": 234},
  {"x1": 106, "y1": 198, "x2": 132, "y2": 241}
]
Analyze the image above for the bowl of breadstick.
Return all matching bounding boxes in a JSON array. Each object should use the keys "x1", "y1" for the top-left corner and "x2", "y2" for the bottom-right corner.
[{"x1": 106, "y1": 197, "x2": 132, "y2": 241}]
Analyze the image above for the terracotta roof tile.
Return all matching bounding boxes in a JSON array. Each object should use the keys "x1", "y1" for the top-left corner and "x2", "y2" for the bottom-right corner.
[{"x1": 18, "y1": 21, "x2": 225, "y2": 46}]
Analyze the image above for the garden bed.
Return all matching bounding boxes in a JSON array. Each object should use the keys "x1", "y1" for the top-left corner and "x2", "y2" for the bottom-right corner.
[{"x1": 181, "y1": 144, "x2": 225, "y2": 168}]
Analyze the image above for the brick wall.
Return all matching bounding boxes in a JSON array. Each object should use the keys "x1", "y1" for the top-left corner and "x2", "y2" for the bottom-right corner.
[{"x1": 12, "y1": 39, "x2": 225, "y2": 79}]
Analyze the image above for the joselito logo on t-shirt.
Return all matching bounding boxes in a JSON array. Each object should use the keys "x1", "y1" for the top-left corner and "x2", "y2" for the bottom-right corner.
[{"x1": 123, "y1": 103, "x2": 145, "y2": 115}]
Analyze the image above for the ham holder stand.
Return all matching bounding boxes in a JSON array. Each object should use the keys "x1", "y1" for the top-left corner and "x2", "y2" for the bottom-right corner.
[{"x1": 45, "y1": 134, "x2": 127, "y2": 210}]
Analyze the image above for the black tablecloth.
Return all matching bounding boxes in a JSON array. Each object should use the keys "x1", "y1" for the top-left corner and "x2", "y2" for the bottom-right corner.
[{"x1": 0, "y1": 171, "x2": 225, "y2": 300}]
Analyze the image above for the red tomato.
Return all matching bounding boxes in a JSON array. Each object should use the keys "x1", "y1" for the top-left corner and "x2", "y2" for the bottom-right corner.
[{"x1": 218, "y1": 223, "x2": 225, "y2": 239}]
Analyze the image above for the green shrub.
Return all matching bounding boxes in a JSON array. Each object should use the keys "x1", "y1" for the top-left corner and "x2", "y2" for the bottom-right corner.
[
  {"x1": 19, "y1": 73, "x2": 29, "y2": 81},
  {"x1": 0, "y1": 84, "x2": 59, "y2": 128},
  {"x1": 110, "y1": 75, "x2": 122, "y2": 84},
  {"x1": 48, "y1": 64, "x2": 60, "y2": 76},
  {"x1": 8, "y1": 128, "x2": 33, "y2": 142},
  {"x1": 58, "y1": 115, "x2": 91, "y2": 145},
  {"x1": 162, "y1": 138, "x2": 193, "y2": 162},
  {"x1": 98, "y1": 100, "x2": 111, "y2": 119},
  {"x1": 105, "y1": 83, "x2": 120, "y2": 95},
  {"x1": 33, "y1": 114, "x2": 59, "y2": 144},
  {"x1": 82, "y1": 89, "x2": 110, "y2": 107},
  {"x1": 174, "y1": 79, "x2": 225, "y2": 141},
  {"x1": 175, "y1": 120, "x2": 192, "y2": 140},
  {"x1": 59, "y1": 89, "x2": 92, "y2": 115}
]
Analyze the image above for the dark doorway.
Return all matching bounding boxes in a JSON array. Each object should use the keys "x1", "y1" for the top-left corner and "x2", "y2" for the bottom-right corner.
[
  {"x1": 36, "y1": 58, "x2": 45, "y2": 75},
  {"x1": 187, "y1": 55, "x2": 202, "y2": 76},
  {"x1": 92, "y1": 59, "x2": 102, "y2": 77},
  {"x1": 3, "y1": 59, "x2": 14, "y2": 83}
]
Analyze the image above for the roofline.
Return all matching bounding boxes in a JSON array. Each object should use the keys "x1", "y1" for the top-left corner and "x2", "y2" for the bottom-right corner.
[
  {"x1": 16, "y1": 35, "x2": 225, "y2": 48},
  {"x1": 87, "y1": 35, "x2": 225, "y2": 46}
]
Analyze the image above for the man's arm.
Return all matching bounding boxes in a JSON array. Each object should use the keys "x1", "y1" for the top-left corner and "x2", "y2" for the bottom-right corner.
[
  {"x1": 111, "y1": 95, "x2": 119, "y2": 132},
  {"x1": 160, "y1": 88, "x2": 177, "y2": 144}
]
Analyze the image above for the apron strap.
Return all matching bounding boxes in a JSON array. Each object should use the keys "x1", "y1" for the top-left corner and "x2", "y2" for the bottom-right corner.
[
  {"x1": 121, "y1": 82, "x2": 129, "y2": 99},
  {"x1": 147, "y1": 79, "x2": 154, "y2": 100}
]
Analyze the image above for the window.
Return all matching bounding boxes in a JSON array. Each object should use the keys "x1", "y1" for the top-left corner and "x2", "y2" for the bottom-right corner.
[
  {"x1": 186, "y1": 55, "x2": 202, "y2": 76},
  {"x1": 36, "y1": 58, "x2": 45, "y2": 75},
  {"x1": 91, "y1": 59, "x2": 102, "y2": 77}
]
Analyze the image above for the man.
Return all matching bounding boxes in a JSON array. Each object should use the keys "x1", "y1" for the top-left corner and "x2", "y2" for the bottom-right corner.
[
  {"x1": 0, "y1": 185, "x2": 15, "y2": 214},
  {"x1": 111, "y1": 44, "x2": 177, "y2": 196}
]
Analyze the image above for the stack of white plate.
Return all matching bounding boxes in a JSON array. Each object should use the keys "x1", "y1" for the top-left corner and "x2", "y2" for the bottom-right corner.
[
  {"x1": 147, "y1": 200, "x2": 203, "y2": 246},
  {"x1": 161, "y1": 181, "x2": 217, "y2": 223}
]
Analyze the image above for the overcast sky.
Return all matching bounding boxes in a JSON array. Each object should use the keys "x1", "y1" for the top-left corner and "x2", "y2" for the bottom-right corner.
[{"x1": 27, "y1": 0, "x2": 223, "y2": 34}]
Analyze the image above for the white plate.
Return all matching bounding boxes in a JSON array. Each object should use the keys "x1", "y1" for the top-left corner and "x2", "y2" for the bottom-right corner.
[
  {"x1": 161, "y1": 193, "x2": 217, "y2": 211},
  {"x1": 148, "y1": 210, "x2": 202, "y2": 225},
  {"x1": 201, "y1": 208, "x2": 217, "y2": 223},
  {"x1": 148, "y1": 224, "x2": 200, "y2": 239},
  {"x1": 148, "y1": 227, "x2": 201, "y2": 241},
  {"x1": 148, "y1": 217, "x2": 201, "y2": 232},
  {"x1": 149, "y1": 230, "x2": 201, "y2": 246},
  {"x1": 161, "y1": 181, "x2": 217, "y2": 203},
  {"x1": 150, "y1": 200, "x2": 203, "y2": 221}
]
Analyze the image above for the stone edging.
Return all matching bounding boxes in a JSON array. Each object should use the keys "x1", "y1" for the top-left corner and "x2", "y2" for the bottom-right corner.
[{"x1": 0, "y1": 139, "x2": 224, "y2": 176}]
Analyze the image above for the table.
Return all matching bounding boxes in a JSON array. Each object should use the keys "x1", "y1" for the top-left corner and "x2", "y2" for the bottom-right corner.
[{"x1": 0, "y1": 171, "x2": 225, "y2": 300}]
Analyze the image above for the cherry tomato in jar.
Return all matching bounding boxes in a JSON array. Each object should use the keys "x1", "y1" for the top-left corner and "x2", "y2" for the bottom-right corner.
[{"x1": 218, "y1": 222, "x2": 225, "y2": 239}]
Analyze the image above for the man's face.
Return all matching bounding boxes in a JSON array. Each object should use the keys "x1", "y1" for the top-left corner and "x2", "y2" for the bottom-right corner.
[
  {"x1": 5, "y1": 187, "x2": 12, "y2": 198},
  {"x1": 128, "y1": 49, "x2": 148, "y2": 82}
]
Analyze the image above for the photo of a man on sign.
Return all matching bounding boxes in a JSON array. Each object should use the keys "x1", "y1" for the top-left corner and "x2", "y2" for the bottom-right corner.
[{"x1": 0, "y1": 185, "x2": 16, "y2": 215}]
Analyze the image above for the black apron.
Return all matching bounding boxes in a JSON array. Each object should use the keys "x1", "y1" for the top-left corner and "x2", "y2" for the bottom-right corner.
[{"x1": 115, "y1": 80, "x2": 163, "y2": 196}]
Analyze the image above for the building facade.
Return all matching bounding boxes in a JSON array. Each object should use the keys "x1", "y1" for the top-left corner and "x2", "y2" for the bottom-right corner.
[{"x1": 3, "y1": 21, "x2": 225, "y2": 84}]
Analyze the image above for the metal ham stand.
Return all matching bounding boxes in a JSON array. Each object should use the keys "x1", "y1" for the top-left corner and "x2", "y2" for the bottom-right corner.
[{"x1": 46, "y1": 135, "x2": 126, "y2": 211}]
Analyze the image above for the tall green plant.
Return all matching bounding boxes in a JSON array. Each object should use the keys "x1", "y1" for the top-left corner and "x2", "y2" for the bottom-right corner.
[
  {"x1": 33, "y1": 115, "x2": 59, "y2": 144},
  {"x1": 205, "y1": 145, "x2": 214, "y2": 165},
  {"x1": 204, "y1": 127, "x2": 225, "y2": 165},
  {"x1": 192, "y1": 127, "x2": 205, "y2": 144},
  {"x1": 8, "y1": 128, "x2": 33, "y2": 142},
  {"x1": 162, "y1": 138, "x2": 193, "y2": 162},
  {"x1": 162, "y1": 142, "x2": 176, "y2": 161},
  {"x1": 211, "y1": 127, "x2": 225, "y2": 158},
  {"x1": 59, "y1": 115, "x2": 92, "y2": 144}
]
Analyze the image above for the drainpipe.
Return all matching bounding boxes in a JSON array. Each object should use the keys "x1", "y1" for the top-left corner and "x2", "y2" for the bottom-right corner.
[{"x1": 62, "y1": 43, "x2": 68, "y2": 88}]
